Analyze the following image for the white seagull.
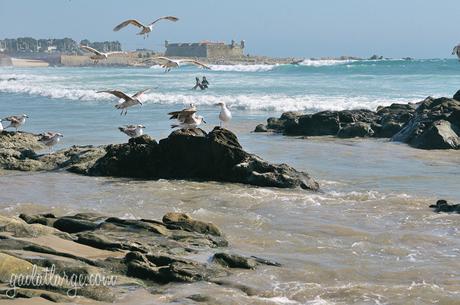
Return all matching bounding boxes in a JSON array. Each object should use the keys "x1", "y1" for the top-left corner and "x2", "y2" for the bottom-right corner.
[
  {"x1": 147, "y1": 57, "x2": 211, "y2": 72},
  {"x1": 80, "y1": 45, "x2": 126, "y2": 64},
  {"x1": 39, "y1": 132, "x2": 63, "y2": 153},
  {"x1": 2, "y1": 114, "x2": 28, "y2": 131},
  {"x1": 113, "y1": 16, "x2": 179, "y2": 39},
  {"x1": 97, "y1": 89, "x2": 150, "y2": 115},
  {"x1": 215, "y1": 102, "x2": 232, "y2": 127},
  {"x1": 119, "y1": 125, "x2": 145, "y2": 138},
  {"x1": 452, "y1": 44, "x2": 460, "y2": 60}
]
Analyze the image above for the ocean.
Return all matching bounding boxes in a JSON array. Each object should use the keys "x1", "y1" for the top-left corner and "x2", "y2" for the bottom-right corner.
[{"x1": 1, "y1": 59, "x2": 459, "y2": 304}]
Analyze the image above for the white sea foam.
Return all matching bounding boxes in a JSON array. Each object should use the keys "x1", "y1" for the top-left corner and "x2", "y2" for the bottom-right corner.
[
  {"x1": 209, "y1": 64, "x2": 278, "y2": 72},
  {"x1": 299, "y1": 59, "x2": 356, "y2": 67},
  {"x1": 0, "y1": 78, "x2": 416, "y2": 112}
]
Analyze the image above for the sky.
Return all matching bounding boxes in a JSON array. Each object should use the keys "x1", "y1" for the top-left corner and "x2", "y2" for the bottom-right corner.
[{"x1": 0, "y1": 0, "x2": 459, "y2": 59}]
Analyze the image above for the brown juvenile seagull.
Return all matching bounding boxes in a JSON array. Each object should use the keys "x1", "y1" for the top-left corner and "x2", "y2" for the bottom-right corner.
[
  {"x1": 97, "y1": 89, "x2": 150, "y2": 115},
  {"x1": 145, "y1": 56, "x2": 211, "y2": 72},
  {"x1": 168, "y1": 103, "x2": 197, "y2": 121},
  {"x1": 80, "y1": 45, "x2": 126, "y2": 64},
  {"x1": 2, "y1": 114, "x2": 28, "y2": 131},
  {"x1": 39, "y1": 132, "x2": 63, "y2": 153},
  {"x1": 168, "y1": 105, "x2": 206, "y2": 129},
  {"x1": 113, "y1": 16, "x2": 179, "y2": 39}
]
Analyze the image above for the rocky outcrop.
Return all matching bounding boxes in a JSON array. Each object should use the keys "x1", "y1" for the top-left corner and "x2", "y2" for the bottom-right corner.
[
  {"x1": 391, "y1": 96, "x2": 460, "y2": 149},
  {"x1": 255, "y1": 91, "x2": 460, "y2": 150},
  {"x1": 0, "y1": 127, "x2": 319, "y2": 191},
  {"x1": 0, "y1": 212, "x2": 280, "y2": 303},
  {"x1": 88, "y1": 127, "x2": 319, "y2": 190}
]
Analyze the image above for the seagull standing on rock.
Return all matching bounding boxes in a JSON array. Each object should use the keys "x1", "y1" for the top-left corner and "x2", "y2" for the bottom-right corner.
[
  {"x1": 2, "y1": 114, "x2": 28, "y2": 131},
  {"x1": 215, "y1": 102, "x2": 232, "y2": 127},
  {"x1": 119, "y1": 125, "x2": 145, "y2": 138},
  {"x1": 97, "y1": 89, "x2": 150, "y2": 115},
  {"x1": 113, "y1": 16, "x2": 179, "y2": 39},
  {"x1": 39, "y1": 132, "x2": 63, "y2": 153}
]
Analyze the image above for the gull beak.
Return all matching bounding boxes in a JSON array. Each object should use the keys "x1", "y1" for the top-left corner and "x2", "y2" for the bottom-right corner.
[{"x1": 203, "y1": 119, "x2": 207, "y2": 124}]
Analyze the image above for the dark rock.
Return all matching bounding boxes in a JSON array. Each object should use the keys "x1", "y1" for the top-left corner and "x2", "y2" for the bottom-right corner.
[
  {"x1": 212, "y1": 253, "x2": 257, "y2": 269},
  {"x1": 429, "y1": 199, "x2": 460, "y2": 213},
  {"x1": 19, "y1": 213, "x2": 56, "y2": 226},
  {"x1": 337, "y1": 122, "x2": 374, "y2": 138},
  {"x1": 254, "y1": 124, "x2": 268, "y2": 132},
  {"x1": 89, "y1": 127, "x2": 319, "y2": 191},
  {"x1": 454, "y1": 90, "x2": 460, "y2": 102},
  {"x1": 53, "y1": 216, "x2": 99, "y2": 233},
  {"x1": 409, "y1": 120, "x2": 460, "y2": 149}
]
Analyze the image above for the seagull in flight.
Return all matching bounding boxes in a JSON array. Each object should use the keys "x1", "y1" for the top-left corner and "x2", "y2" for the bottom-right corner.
[
  {"x1": 119, "y1": 125, "x2": 145, "y2": 138},
  {"x1": 97, "y1": 89, "x2": 150, "y2": 115},
  {"x1": 453, "y1": 44, "x2": 460, "y2": 60},
  {"x1": 146, "y1": 57, "x2": 211, "y2": 72},
  {"x1": 2, "y1": 114, "x2": 28, "y2": 131},
  {"x1": 215, "y1": 102, "x2": 232, "y2": 127},
  {"x1": 113, "y1": 16, "x2": 179, "y2": 39},
  {"x1": 39, "y1": 132, "x2": 63, "y2": 153},
  {"x1": 80, "y1": 45, "x2": 126, "y2": 64}
]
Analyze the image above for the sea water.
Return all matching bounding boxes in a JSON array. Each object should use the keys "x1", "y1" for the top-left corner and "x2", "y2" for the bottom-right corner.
[{"x1": 0, "y1": 59, "x2": 459, "y2": 304}]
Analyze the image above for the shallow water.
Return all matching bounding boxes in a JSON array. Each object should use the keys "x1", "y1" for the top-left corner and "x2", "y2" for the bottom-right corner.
[{"x1": 1, "y1": 61, "x2": 460, "y2": 304}]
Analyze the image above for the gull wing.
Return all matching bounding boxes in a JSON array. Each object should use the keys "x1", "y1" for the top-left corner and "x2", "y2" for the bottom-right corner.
[
  {"x1": 105, "y1": 51, "x2": 126, "y2": 56},
  {"x1": 80, "y1": 45, "x2": 103, "y2": 56},
  {"x1": 132, "y1": 88, "x2": 150, "y2": 99},
  {"x1": 113, "y1": 19, "x2": 145, "y2": 31},
  {"x1": 97, "y1": 90, "x2": 132, "y2": 101},
  {"x1": 153, "y1": 56, "x2": 175, "y2": 64},
  {"x1": 179, "y1": 59, "x2": 211, "y2": 69},
  {"x1": 3, "y1": 116, "x2": 20, "y2": 123},
  {"x1": 149, "y1": 16, "x2": 179, "y2": 26},
  {"x1": 168, "y1": 109, "x2": 197, "y2": 120}
]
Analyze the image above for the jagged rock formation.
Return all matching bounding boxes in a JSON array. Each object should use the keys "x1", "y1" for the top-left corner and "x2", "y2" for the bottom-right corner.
[
  {"x1": 255, "y1": 91, "x2": 460, "y2": 150},
  {"x1": 0, "y1": 127, "x2": 319, "y2": 191}
]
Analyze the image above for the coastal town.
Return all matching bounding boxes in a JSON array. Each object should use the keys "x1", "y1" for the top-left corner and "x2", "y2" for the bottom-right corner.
[{"x1": 0, "y1": 36, "x2": 302, "y2": 67}]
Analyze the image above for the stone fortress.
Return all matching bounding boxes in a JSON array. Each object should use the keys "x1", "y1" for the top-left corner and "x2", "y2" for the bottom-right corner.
[{"x1": 165, "y1": 40, "x2": 245, "y2": 58}]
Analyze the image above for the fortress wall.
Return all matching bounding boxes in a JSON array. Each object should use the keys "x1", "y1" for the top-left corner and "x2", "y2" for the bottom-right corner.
[
  {"x1": 206, "y1": 45, "x2": 243, "y2": 58},
  {"x1": 165, "y1": 44, "x2": 207, "y2": 57}
]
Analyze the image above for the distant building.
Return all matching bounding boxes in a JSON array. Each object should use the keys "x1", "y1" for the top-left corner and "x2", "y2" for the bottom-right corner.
[{"x1": 165, "y1": 40, "x2": 245, "y2": 58}]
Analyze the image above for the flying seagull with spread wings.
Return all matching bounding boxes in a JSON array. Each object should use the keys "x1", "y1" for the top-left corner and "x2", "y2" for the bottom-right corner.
[
  {"x1": 97, "y1": 89, "x2": 150, "y2": 115},
  {"x1": 168, "y1": 103, "x2": 197, "y2": 121},
  {"x1": 453, "y1": 44, "x2": 460, "y2": 60},
  {"x1": 113, "y1": 16, "x2": 179, "y2": 39},
  {"x1": 80, "y1": 45, "x2": 125, "y2": 64},
  {"x1": 146, "y1": 57, "x2": 211, "y2": 72}
]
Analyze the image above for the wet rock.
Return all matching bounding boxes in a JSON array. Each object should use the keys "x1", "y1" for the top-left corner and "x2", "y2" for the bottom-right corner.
[
  {"x1": 337, "y1": 122, "x2": 374, "y2": 138},
  {"x1": 254, "y1": 124, "x2": 268, "y2": 132},
  {"x1": 53, "y1": 216, "x2": 99, "y2": 233},
  {"x1": 163, "y1": 212, "x2": 222, "y2": 236},
  {"x1": 212, "y1": 253, "x2": 258, "y2": 269},
  {"x1": 429, "y1": 199, "x2": 460, "y2": 213},
  {"x1": 392, "y1": 97, "x2": 460, "y2": 149},
  {"x1": 89, "y1": 127, "x2": 319, "y2": 191},
  {"x1": 19, "y1": 213, "x2": 56, "y2": 226}
]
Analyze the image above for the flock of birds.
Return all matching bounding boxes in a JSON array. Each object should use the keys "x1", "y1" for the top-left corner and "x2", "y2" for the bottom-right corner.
[{"x1": 0, "y1": 15, "x2": 232, "y2": 152}]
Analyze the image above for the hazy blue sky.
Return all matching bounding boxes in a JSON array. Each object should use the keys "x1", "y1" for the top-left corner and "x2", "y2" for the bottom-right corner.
[{"x1": 0, "y1": 0, "x2": 458, "y2": 58}]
